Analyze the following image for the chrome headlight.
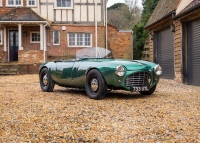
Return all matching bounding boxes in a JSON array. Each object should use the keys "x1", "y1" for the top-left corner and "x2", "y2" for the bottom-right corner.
[
  {"x1": 154, "y1": 65, "x2": 162, "y2": 76},
  {"x1": 115, "y1": 65, "x2": 126, "y2": 77}
]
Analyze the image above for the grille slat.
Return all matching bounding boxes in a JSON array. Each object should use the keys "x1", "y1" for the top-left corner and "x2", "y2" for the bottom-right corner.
[{"x1": 125, "y1": 72, "x2": 151, "y2": 87}]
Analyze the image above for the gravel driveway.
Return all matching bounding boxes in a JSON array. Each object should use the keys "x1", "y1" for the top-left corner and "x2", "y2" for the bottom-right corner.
[{"x1": 0, "y1": 74, "x2": 199, "y2": 142}]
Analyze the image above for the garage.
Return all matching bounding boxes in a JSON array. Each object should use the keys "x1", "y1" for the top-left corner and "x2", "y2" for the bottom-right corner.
[
  {"x1": 154, "y1": 27, "x2": 174, "y2": 79},
  {"x1": 187, "y1": 19, "x2": 200, "y2": 86}
]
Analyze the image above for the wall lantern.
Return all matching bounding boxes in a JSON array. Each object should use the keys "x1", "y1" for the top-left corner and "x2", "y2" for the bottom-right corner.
[
  {"x1": 171, "y1": 24, "x2": 175, "y2": 32},
  {"x1": 24, "y1": 31, "x2": 27, "y2": 36}
]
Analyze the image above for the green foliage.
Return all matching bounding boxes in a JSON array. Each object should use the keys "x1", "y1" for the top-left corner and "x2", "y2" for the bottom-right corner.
[
  {"x1": 141, "y1": 0, "x2": 159, "y2": 24},
  {"x1": 133, "y1": 23, "x2": 148, "y2": 59},
  {"x1": 107, "y1": 3, "x2": 126, "y2": 10},
  {"x1": 132, "y1": 0, "x2": 158, "y2": 60}
]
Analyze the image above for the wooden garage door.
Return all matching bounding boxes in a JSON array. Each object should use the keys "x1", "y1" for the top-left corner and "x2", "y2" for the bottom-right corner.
[
  {"x1": 187, "y1": 19, "x2": 200, "y2": 86},
  {"x1": 155, "y1": 27, "x2": 174, "y2": 79}
]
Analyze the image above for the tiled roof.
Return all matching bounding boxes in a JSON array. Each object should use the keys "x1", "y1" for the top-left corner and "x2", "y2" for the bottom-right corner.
[
  {"x1": 0, "y1": 7, "x2": 46, "y2": 21},
  {"x1": 146, "y1": 0, "x2": 180, "y2": 28},
  {"x1": 174, "y1": 0, "x2": 200, "y2": 19}
]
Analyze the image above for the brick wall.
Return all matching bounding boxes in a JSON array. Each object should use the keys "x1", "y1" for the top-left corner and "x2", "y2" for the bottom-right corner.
[
  {"x1": 46, "y1": 25, "x2": 106, "y2": 61},
  {"x1": 149, "y1": 37, "x2": 154, "y2": 62},
  {"x1": 0, "y1": 24, "x2": 133, "y2": 63},
  {"x1": 0, "y1": 51, "x2": 7, "y2": 62},
  {"x1": 18, "y1": 50, "x2": 44, "y2": 64},
  {"x1": 107, "y1": 25, "x2": 133, "y2": 60},
  {"x1": 46, "y1": 25, "x2": 132, "y2": 61},
  {"x1": 22, "y1": 26, "x2": 41, "y2": 51},
  {"x1": 174, "y1": 20, "x2": 182, "y2": 83}
]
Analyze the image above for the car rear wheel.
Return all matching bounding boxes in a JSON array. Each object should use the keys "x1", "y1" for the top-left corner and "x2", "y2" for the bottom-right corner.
[
  {"x1": 140, "y1": 84, "x2": 157, "y2": 95},
  {"x1": 85, "y1": 69, "x2": 107, "y2": 100},
  {"x1": 39, "y1": 68, "x2": 55, "y2": 92}
]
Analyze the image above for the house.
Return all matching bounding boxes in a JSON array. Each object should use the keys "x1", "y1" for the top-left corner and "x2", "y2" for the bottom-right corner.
[
  {"x1": 0, "y1": 0, "x2": 133, "y2": 67},
  {"x1": 146, "y1": 0, "x2": 200, "y2": 86}
]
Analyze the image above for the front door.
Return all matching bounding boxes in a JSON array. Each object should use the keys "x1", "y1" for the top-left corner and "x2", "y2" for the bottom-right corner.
[{"x1": 9, "y1": 30, "x2": 19, "y2": 62}]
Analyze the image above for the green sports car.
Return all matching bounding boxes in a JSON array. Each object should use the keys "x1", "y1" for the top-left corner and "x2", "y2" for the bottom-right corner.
[{"x1": 39, "y1": 47, "x2": 162, "y2": 100}]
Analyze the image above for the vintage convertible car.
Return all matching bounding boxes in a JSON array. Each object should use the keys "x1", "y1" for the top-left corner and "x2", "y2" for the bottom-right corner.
[{"x1": 39, "y1": 47, "x2": 162, "y2": 100}]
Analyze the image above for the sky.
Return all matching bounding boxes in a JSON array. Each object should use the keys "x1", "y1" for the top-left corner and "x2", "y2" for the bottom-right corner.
[{"x1": 107, "y1": 0, "x2": 143, "y2": 8}]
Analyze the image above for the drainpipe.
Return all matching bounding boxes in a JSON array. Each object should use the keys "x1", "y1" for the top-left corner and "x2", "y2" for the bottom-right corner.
[
  {"x1": 43, "y1": 22, "x2": 48, "y2": 63},
  {"x1": 4, "y1": 27, "x2": 6, "y2": 52},
  {"x1": 18, "y1": 24, "x2": 22, "y2": 51},
  {"x1": 95, "y1": 1, "x2": 98, "y2": 58},
  {"x1": 105, "y1": 0, "x2": 108, "y2": 57}
]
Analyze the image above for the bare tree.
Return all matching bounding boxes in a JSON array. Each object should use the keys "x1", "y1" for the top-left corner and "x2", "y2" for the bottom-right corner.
[{"x1": 107, "y1": 0, "x2": 141, "y2": 29}]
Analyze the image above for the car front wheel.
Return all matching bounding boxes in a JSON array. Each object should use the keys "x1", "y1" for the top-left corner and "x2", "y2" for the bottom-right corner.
[
  {"x1": 85, "y1": 69, "x2": 107, "y2": 100},
  {"x1": 39, "y1": 68, "x2": 55, "y2": 92},
  {"x1": 140, "y1": 84, "x2": 157, "y2": 95}
]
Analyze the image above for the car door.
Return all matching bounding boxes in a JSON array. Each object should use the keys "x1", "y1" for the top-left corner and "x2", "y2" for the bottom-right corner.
[{"x1": 56, "y1": 61, "x2": 75, "y2": 81}]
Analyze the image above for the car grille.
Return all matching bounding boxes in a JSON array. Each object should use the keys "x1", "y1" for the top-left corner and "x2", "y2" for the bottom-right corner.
[{"x1": 125, "y1": 72, "x2": 151, "y2": 87}]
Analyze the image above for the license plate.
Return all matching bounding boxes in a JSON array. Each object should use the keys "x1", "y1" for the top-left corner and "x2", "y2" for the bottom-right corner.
[{"x1": 131, "y1": 86, "x2": 149, "y2": 92}]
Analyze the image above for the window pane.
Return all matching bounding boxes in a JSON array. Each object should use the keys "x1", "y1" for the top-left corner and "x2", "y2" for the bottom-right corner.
[
  {"x1": 57, "y1": 0, "x2": 61, "y2": 7},
  {"x1": 28, "y1": 0, "x2": 35, "y2": 5},
  {"x1": 68, "y1": 33, "x2": 91, "y2": 47},
  {"x1": 77, "y1": 33, "x2": 83, "y2": 46},
  {"x1": 16, "y1": 0, "x2": 21, "y2": 5},
  {"x1": 37, "y1": 33, "x2": 40, "y2": 41},
  {"x1": 67, "y1": 0, "x2": 71, "y2": 7},
  {"x1": 54, "y1": 31, "x2": 59, "y2": 44},
  {"x1": 7, "y1": 0, "x2": 22, "y2": 5},
  {"x1": 69, "y1": 33, "x2": 75, "y2": 46},
  {"x1": 57, "y1": 0, "x2": 71, "y2": 7},
  {"x1": 62, "y1": 0, "x2": 66, "y2": 7},
  {"x1": 8, "y1": 0, "x2": 14, "y2": 5},
  {"x1": 85, "y1": 33, "x2": 91, "y2": 46},
  {"x1": 32, "y1": 33, "x2": 40, "y2": 42},
  {"x1": 32, "y1": 33, "x2": 35, "y2": 41}
]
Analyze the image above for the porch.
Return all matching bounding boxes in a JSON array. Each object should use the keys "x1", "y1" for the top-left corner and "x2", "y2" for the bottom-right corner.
[{"x1": 0, "y1": 7, "x2": 49, "y2": 64}]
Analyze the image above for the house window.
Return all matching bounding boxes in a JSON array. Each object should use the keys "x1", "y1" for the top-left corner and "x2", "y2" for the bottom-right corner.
[
  {"x1": 53, "y1": 31, "x2": 60, "y2": 45},
  {"x1": 7, "y1": 0, "x2": 22, "y2": 6},
  {"x1": 0, "y1": 0, "x2": 2, "y2": 6},
  {"x1": 68, "y1": 33, "x2": 92, "y2": 47},
  {"x1": 31, "y1": 32, "x2": 40, "y2": 43},
  {"x1": 85, "y1": 33, "x2": 91, "y2": 46},
  {"x1": 0, "y1": 30, "x2": 2, "y2": 45},
  {"x1": 56, "y1": 0, "x2": 72, "y2": 8},
  {"x1": 27, "y1": 0, "x2": 36, "y2": 6}
]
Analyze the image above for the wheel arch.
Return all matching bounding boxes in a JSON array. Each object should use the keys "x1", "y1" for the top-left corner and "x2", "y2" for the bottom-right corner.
[
  {"x1": 39, "y1": 66, "x2": 53, "y2": 74},
  {"x1": 39, "y1": 66, "x2": 50, "y2": 76},
  {"x1": 85, "y1": 68, "x2": 108, "y2": 85}
]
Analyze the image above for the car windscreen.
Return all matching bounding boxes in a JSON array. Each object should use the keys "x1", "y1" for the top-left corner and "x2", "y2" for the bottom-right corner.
[{"x1": 76, "y1": 47, "x2": 111, "y2": 59}]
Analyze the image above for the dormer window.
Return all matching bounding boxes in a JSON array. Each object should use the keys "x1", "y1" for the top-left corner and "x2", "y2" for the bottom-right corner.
[
  {"x1": 56, "y1": 0, "x2": 72, "y2": 8},
  {"x1": 6, "y1": 0, "x2": 22, "y2": 6}
]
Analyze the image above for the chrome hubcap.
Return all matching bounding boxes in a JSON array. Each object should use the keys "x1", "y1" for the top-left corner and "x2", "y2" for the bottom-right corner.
[
  {"x1": 91, "y1": 78, "x2": 99, "y2": 92},
  {"x1": 43, "y1": 74, "x2": 48, "y2": 86}
]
